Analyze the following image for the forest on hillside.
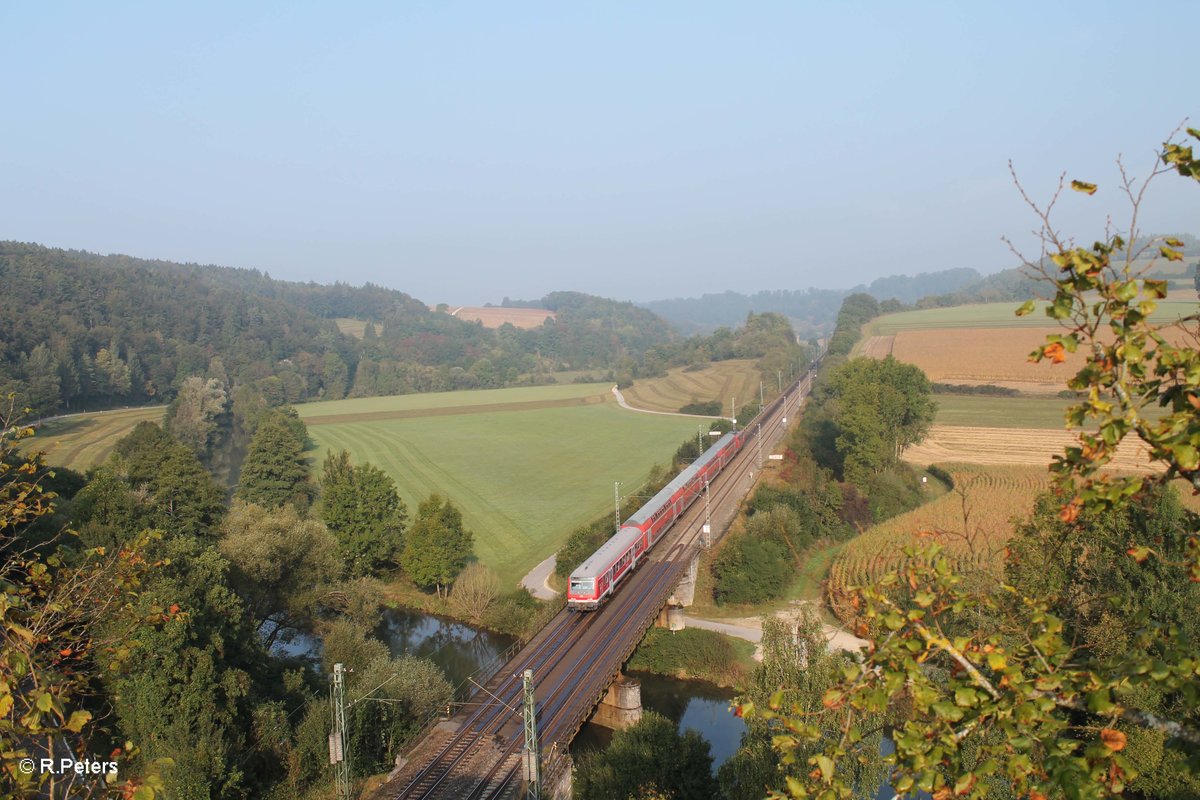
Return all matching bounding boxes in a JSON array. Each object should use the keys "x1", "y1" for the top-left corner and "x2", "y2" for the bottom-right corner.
[{"x1": 0, "y1": 243, "x2": 811, "y2": 424}]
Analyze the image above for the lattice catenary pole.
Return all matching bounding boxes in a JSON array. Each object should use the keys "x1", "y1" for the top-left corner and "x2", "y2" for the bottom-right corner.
[{"x1": 523, "y1": 669, "x2": 541, "y2": 800}]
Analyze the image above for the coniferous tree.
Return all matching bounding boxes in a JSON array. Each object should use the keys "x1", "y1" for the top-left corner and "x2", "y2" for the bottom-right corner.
[{"x1": 236, "y1": 409, "x2": 314, "y2": 510}]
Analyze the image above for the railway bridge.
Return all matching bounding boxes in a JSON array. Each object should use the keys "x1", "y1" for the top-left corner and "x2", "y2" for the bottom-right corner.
[{"x1": 369, "y1": 370, "x2": 816, "y2": 800}]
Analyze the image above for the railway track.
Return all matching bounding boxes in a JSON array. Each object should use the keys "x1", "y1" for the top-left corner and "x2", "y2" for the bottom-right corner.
[{"x1": 374, "y1": 369, "x2": 818, "y2": 799}]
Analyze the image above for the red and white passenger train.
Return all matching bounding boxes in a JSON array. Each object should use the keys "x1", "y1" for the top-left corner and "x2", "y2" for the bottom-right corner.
[{"x1": 566, "y1": 429, "x2": 746, "y2": 611}]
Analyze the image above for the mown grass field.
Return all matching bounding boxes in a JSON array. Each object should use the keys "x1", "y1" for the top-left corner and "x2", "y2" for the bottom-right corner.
[
  {"x1": 934, "y1": 394, "x2": 1070, "y2": 428},
  {"x1": 297, "y1": 386, "x2": 702, "y2": 587},
  {"x1": 621, "y1": 359, "x2": 764, "y2": 415},
  {"x1": 30, "y1": 406, "x2": 166, "y2": 471},
  {"x1": 334, "y1": 318, "x2": 371, "y2": 338},
  {"x1": 933, "y1": 394, "x2": 1169, "y2": 430},
  {"x1": 299, "y1": 383, "x2": 610, "y2": 418}
]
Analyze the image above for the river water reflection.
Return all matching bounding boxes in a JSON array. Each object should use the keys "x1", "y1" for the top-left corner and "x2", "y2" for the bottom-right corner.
[
  {"x1": 269, "y1": 606, "x2": 517, "y2": 694},
  {"x1": 274, "y1": 609, "x2": 910, "y2": 795},
  {"x1": 571, "y1": 671, "x2": 746, "y2": 773},
  {"x1": 376, "y1": 606, "x2": 517, "y2": 691}
]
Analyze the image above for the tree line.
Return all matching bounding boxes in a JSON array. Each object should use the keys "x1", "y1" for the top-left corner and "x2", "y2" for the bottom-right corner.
[{"x1": 1, "y1": 389, "x2": 491, "y2": 798}]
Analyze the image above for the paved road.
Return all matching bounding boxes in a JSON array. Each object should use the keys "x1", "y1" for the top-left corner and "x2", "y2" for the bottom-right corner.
[
  {"x1": 610, "y1": 386, "x2": 730, "y2": 420},
  {"x1": 682, "y1": 609, "x2": 869, "y2": 660},
  {"x1": 519, "y1": 553, "x2": 560, "y2": 600}
]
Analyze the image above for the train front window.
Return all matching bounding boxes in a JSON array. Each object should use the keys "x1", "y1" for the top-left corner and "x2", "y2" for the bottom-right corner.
[{"x1": 570, "y1": 579, "x2": 594, "y2": 596}]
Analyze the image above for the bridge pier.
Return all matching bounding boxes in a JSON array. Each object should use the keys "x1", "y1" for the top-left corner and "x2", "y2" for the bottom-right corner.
[
  {"x1": 589, "y1": 674, "x2": 642, "y2": 730},
  {"x1": 655, "y1": 605, "x2": 685, "y2": 631},
  {"x1": 667, "y1": 552, "x2": 701, "y2": 608}
]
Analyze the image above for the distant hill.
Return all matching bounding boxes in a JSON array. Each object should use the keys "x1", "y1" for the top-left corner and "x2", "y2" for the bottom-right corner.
[
  {"x1": 0, "y1": 243, "x2": 681, "y2": 416},
  {"x1": 642, "y1": 267, "x2": 985, "y2": 336},
  {"x1": 641, "y1": 236, "x2": 1199, "y2": 337}
]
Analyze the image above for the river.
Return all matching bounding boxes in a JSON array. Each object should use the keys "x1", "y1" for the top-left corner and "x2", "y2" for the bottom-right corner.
[{"x1": 278, "y1": 608, "x2": 905, "y2": 795}]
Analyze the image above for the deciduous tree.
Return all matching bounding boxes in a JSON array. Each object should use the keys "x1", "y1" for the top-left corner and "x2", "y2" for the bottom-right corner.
[
  {"x1": 574, "y1": 711, "x2": 718, "y2": 800},
  {"x1": 1, "y1": 396, "x2": 166, "y2": 798},
  {"x1": 319, "y1": 450, "x2": 407, "y2": 577},
  {"x1": 400, "y1": 494, "x2": 473, "y2": 597},
  {"x1": 761, "y1": 127, "x2": 1200, "y2": 799},
  {"x1": 218, "y1": 500, "x2": 342, "y2": 647}
]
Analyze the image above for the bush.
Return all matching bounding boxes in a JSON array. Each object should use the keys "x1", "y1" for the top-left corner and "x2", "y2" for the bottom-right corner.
[
  {"x1": 712, "y1": 533, "x2": 792, "y2": 605},
  {"x1": 449, "y1": 563, "x2": 502, "y2": 624},
  {"x1": 481, "y1": 589, "x2": 546, "y2": 636},
  {"x1": 628, "y1": 628, "x2": 750, "y2": 686},
  {"x1": 864, "y1": 465, "x2": 925, "y2": 523},
  {"x1": 931, "y1": 383, "x2": 1020, "y2": 396},
  {"x1": 679, "y1": 400, "x2": 722, "y2": 415}
]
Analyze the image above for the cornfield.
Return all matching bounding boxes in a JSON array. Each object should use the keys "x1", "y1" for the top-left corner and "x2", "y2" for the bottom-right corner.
[{"x1": 826, "y1": 465, "x2": 1048, "y2": 623}]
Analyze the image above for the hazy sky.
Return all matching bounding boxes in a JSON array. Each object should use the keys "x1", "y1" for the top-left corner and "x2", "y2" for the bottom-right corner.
[{"x1": 3, "y1": 2, "x2": 1197, "y2": 305}]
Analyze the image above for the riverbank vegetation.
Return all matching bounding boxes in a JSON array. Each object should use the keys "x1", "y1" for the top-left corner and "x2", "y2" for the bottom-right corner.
[
  {"x1": 753, "y1": 131, "x2": 1200, "y2": 797},
  {"x1": 626, "y1": 628, "x2": 756, "y2": 688}
]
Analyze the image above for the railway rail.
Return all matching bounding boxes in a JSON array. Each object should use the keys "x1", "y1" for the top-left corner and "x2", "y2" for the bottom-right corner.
[{"x1": 373, "y1": 368, "x2": 818, "y2": 799}]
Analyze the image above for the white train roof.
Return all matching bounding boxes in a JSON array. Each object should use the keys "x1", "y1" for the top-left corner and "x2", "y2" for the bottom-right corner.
[
  {"x1": 625, "y1": 432, "x2": 737, "y2": 526},
  {"x1": 569, "y1": 431, "x2": 739, "y2": 582},
  {"x1": 571, "y1": 525, "x2": 642, "y2": 580}
]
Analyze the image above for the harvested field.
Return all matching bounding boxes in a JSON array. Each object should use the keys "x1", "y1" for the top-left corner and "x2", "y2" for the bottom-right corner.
[
  {"x1": 435, "y1": 306, "x2": 555, "y2": 329},
  {"x1": 892, "y1": 326, "x2": 1079, "y2": 392},
  {"x1": 827, "y1": 465, "x2": 1047, "y2": 621},
  {"x1": 29, "y1": 406, "x2": 167, "y2": 471},
  {"x1": 903, "y1": 425, "x2": 1157, "y2": 471},
  {"x1": 891, "y1": 325, "x2": 1198, "y2": 394},
  {"x1": 854, "y1": 335, "x2": 894, "y2": 358},
  {"x1": 620, "y1": 359, "x2": 765, "y2": 415}
]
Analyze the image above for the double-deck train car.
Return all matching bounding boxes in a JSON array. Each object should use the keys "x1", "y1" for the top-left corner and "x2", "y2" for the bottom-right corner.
[{"x1": 567, "y1": 429, "x2": 745, "y2": 611}]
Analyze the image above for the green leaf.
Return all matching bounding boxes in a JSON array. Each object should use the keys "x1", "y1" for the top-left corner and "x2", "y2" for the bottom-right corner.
[
  {"x1": 36, "y1": 692, "x2": 53, "y2": 713},
  {"x1": 1160, "y1": 246, "x2": 1184, "y2": 262},
  {"x1": 814, "y1": 754, "x2": 835, "y2": 781},
  {"x1": 1015, "y1": 299, "x2": 1036, "y2": 317},
  {"x1": 1071, "y1": 180, "x2": 1098, "y2": 195}
]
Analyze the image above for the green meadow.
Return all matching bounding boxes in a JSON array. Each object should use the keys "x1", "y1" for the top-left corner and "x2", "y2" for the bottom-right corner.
[
  {"x1": 867, "y1": 298, "x2": 1198, "y2": 335},
  {"x1": 297, "y1": 386, "x2": 702, "y2": 587}
]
